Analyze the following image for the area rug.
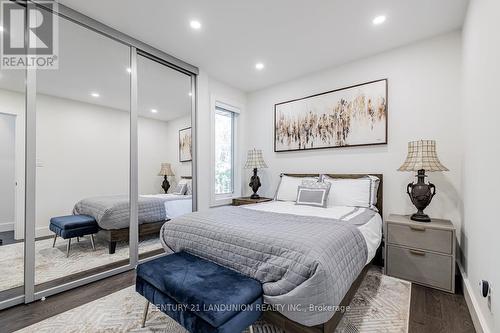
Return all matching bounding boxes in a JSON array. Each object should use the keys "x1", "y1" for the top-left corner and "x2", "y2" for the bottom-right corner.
[
  {"x1": 0, "y1": 236, "x2": 163, "y2": 291},
  {"x1": 16, "y1": 267, "x2": 411, "y2": 333}
]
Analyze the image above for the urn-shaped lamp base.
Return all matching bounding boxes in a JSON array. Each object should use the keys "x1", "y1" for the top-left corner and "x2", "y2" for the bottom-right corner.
[{"x1": 407, "y1": 169, "x2": 436, "y2": 223}]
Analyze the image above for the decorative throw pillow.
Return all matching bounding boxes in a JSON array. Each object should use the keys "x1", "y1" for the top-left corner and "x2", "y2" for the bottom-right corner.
[
  {"x1": 186, "y1": 181, "x2": 193, "y2": 195},
  {"x1": 295, "y1": 181, "x2": 331, "y2": 207},
  {"x1": 366, "y1": 175, "x2": 380, "y2": 210},
  {"x1": 172, "y1": 183, "x2": 187, "y2": 195}
]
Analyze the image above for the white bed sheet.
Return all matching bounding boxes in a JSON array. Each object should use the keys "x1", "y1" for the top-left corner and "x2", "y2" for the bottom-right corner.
[
  {"x1": 141, "y1": 194, "x2": 193, "y2": 219},
  {"x1": 242, "y1": 201, "x2": 382, "y2": 264}
]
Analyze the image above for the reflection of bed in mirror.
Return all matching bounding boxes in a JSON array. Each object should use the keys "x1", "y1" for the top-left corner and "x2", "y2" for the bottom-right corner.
[{"x1": 73, "y1": 176, "x2": 192, "y2": 254}]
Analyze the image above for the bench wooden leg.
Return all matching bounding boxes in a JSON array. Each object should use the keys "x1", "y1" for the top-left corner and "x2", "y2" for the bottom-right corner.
[
  {"x1": 109, "y1": 241, "x2": 117, "y2": 254},
  {"x1": 52, "y1": 235, "x2": 57, "y2": 248},
  {"x1": 90, "y1": 234, "x2": 96, "y2": 251},
  {"x1": 141, "y1": 300, "x2": 150, "y2": 328},
  {"x1": 66, "y1": 238, "x2": 71, "y2": 258}
]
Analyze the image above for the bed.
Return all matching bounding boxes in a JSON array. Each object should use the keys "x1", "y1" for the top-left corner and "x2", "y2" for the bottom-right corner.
[
  {"x1": 73, "y1": 178, "x2": 193, "y2": 254},
  {"x1": 160, "y1": 173, "x2": 383, "y2": 333}
]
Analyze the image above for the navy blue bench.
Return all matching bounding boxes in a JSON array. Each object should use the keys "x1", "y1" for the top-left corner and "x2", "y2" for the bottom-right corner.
[
  {"x1": 136, "y1": 252, "x2": 263, "y2": 333},
  {"x1": 49, "y1": 215, "x2": 99, "y2": 257}
]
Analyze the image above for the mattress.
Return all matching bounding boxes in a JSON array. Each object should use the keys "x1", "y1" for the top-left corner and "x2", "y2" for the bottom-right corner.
[{"x1": 142, "y1": 194, "x2": 192, "y2": 219}]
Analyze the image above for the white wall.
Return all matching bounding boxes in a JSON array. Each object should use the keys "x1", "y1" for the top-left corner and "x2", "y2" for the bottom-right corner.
[
  {"x1": 0, "y1": 113, "x2": 16, "y2": 231},
  {"x1": 244, "y1": 32, "x2": 463, "y2": 230},
  {"x1": 0, "y1": 89, "x2": 179, "y2": 237},
  {"x1": 196, "y1": 72, "x2": 247, "y2": 211},
  {"x1": 138, "y1": 116, "x2": 171, "y2": 195},
  {"x1": 36, "y1": 95, "x2": 177, "y2": 235},
  {"x1": 461, "y1": 0, "x2": 500, "y2": 331}
]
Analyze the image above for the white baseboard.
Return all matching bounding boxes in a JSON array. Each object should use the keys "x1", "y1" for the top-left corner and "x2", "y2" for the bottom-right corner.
[
  {"x1": 0, "y1": 222, "x2": 14, "y2": 232},
  {"x1": 12, "y1": 226, "x2": 52, "y2": 240},
  {"x1": 36, "y1": 226, "x2": 52, "y2": 238},
  {"x1": 458, "y1": 263, "x2": 490, "y2": 333}
]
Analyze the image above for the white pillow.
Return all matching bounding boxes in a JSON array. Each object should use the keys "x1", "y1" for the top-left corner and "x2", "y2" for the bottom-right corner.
[
  {"x1": 275, "y1": 175, "x2": 318, "y2": 202},
  {"x1": 323, "y1": 176, "x2": 373, "y2": 209}
]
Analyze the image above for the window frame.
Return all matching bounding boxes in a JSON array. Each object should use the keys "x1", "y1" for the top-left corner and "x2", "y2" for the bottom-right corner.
[{"x1": 210, "y1": 95, "x2": 241, "y2": 207}]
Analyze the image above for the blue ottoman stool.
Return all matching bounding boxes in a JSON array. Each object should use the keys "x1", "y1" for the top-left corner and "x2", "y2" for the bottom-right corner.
[
  {"x1": 136, "y1": 252, "x2": 263, "y2": 333},
  {"x1": 49, "y1": 215, "x2": 99, "y2": 257}
]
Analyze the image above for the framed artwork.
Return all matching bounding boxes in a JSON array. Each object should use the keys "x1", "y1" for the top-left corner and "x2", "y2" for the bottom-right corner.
[
  {"x1": 179, "y1": 127, "x2": 192, "y2": 162},
  {"x1": 274, "y1": 79, "x2": 388, "y2": 152}
]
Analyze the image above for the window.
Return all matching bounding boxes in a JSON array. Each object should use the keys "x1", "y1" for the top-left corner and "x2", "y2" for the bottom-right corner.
[
  {"x1": 214, "y1": 107, "x2": 234, "y2": 195},
  {"x1": 211, "y1": 98, "x2": 240, "y2": 206}
]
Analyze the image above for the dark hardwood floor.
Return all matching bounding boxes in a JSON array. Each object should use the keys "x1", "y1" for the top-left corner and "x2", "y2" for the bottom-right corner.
[
  {"x1": 409, "y1": 283, "x2": 475, "y2": 333},
  {"x1": 0, "y1": 269, "x2": 476, "y2": 333},
  {"x1": 0, "y1": 270, "x2": 136, "y2": 333}
]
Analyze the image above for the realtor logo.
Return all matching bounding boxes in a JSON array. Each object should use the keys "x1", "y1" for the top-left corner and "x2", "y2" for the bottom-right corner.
[{"x1": 1, "y1": 0, "x2": 58, "y2": 69}]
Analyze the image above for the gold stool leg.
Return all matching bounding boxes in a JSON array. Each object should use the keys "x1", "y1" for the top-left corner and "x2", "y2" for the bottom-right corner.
[
  {"x1": 66, "y1": 238, "x2": 71, "y2": 258},
  {"x1": 90, "y1": 234, "x2": 96, "y2": 251},
  {"x1": 141, "y1": 300, "x2": 150, "y2": 328}
]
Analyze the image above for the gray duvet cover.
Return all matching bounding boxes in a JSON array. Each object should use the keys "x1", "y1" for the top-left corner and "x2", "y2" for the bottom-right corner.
[
  {"x1": 160, "y1": 206, "x2": 373, "y2": 326},
  {"x1": 73, "y1": 195, "x2": 167, "y2": 230}
]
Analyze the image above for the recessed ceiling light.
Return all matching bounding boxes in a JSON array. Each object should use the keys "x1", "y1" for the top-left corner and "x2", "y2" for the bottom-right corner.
[
  {"x1": 151, "y1": 109, "x2": 158, "y2": 113},
  {"x1": 126, "y1": 67, "x2": 132, "y2": 73},
  {"x1": 190, "y1": 20, "x2": 202, "y2": 30},
  {"x1": 372, "y1": 15, "x2": 386, "y2": 25},
  {"x1": 255, "y1": 62, "x2": 265, "y2": 70},
  {"x1": 188, "y1": 92, "x2": 193, "y2": 97},
  {"x1": 90, "y1": 92, "x2": 100, "y2": 98}
]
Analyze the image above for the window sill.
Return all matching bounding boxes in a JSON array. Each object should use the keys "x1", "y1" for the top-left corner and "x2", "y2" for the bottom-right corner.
[{"x1": 210, "y1": 195, "x2": 238, "y2": 207}]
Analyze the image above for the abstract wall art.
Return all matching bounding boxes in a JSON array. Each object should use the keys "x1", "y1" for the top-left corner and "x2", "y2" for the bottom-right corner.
[
  {"x1": 274, "y1": 79, "x2": 388, "y2": 152},
  {"x1": 179, "y1": 127, "x2": 192, "y2": 162}
]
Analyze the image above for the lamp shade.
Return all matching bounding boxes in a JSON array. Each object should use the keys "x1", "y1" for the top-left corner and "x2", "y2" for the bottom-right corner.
[
  {"x1": 244, "y1": 149, "x2": 268, "y2": 169},
  {"x1": 158, "y1": 163, "x2": 175, "y2": 176},
  {"x1": 398, "y1": 140, "x2": 449, "y2": 172}
]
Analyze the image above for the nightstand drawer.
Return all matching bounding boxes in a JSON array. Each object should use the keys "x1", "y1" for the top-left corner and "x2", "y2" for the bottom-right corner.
[
  {"x1": 386, "y1": 245, "x2": 453, "y2": 291},
  {"x1": 387, "y1": 223, "x2": 453, "y2": 254}
]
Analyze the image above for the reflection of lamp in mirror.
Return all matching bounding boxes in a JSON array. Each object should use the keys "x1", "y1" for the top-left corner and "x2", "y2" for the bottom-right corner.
[
  {"x1": 244, "y1": 149, "x2": 268, "y2": 199},
  {"x1": 398, "y1": 140, "x2": 449, "y2": 222},
  {"x1": 158, "y1": 163, "x2": 175, "y2": 193}
]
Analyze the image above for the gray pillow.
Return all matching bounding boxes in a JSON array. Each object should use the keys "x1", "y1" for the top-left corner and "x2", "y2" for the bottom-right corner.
[
  {"x1": 295, "y1": 181, "x2": 331, "y2": 207},
  {"x1": 172, "y1": 183, "x2": 187, "y2": 195}
]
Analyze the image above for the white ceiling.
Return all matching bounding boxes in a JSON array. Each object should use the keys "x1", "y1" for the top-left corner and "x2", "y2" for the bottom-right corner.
[
  {"x1": 58, "y1": 0, "x2": 468, "y2": 92},
  {"x1": 0, "y1": 13, "x2": 192, "y2": 122}
]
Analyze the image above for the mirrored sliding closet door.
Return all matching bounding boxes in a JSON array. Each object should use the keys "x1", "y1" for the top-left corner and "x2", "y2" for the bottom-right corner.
[
  {"x1": 137, "y1": 54, "x2": 194, "y2": 260},
  {"x1": 0, "y1": 1, "x2": 26, "y2": 304},
  {"x1": 0, "y1": 2, "x2": 197, "y2": 309},
  {"x1": 34, "y1": 16, "x2": 132, "y2": 291}
]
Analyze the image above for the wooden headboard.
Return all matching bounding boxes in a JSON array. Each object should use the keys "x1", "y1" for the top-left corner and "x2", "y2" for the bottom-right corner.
[{"x1": 281, "y1": 173, "x2": 383, "y2": 216}]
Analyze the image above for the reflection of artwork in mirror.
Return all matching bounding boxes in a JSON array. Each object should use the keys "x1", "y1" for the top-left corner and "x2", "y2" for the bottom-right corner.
[{"x1": 179, "y1": 127, "x2": 192, "y2": 162}]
